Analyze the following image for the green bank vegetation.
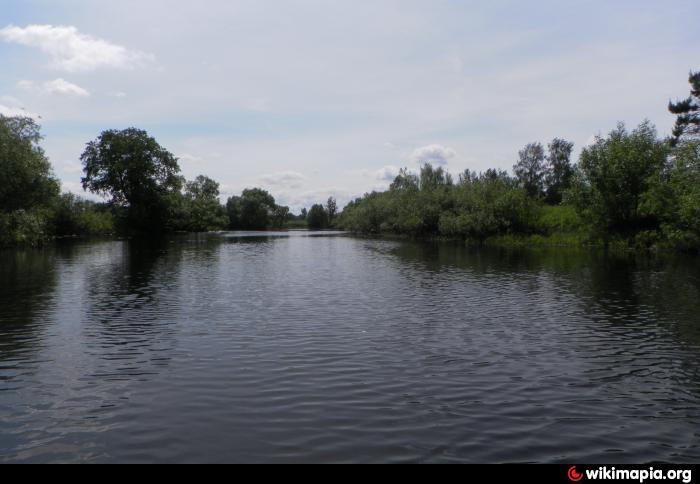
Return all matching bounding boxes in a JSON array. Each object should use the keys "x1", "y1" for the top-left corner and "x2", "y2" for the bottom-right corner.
[
  {"x1": 339, "y1": 72, "x2": 700, "y2": 252},
  {"x1": 0, "y1": 71, "x2": 699, "y2": 251}
]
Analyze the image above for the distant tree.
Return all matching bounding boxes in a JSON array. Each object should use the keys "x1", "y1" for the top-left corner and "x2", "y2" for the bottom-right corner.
[
  {"x1": 181, "y1": 175, "x2": 227, "y2": 232},
  {"x1": 238, "y1": 188, "x2": 276, "y2": 229},
  {"x1": 226, "y1": 195, "x2": 242, "y2": 229},
  {"x1": 390, "y1": 168, "x2": 419, "y2": 192},
  {"x1": 300, "y1": 207, "x2": 308, "y2": 220},
  {"x1": 271, "y1": 205, "x2": 290, "y2": 228},
  {"x1": 514, "y1": 142, "x2": 546, "y2": 198},
  {"x1": 568, "y1": 121, "x2": 669, "y2": 244},
  {"x1": 326, "y1": 197, "x2": 338, "y2": 225},
  {"x1": 80, "y1": 128, "x2": 182, "y2": 233},
  {"x1": 544, "y1": 138, "x2": 575, "y2": 205},
  {"x1": 307, "y1": 204, "x2": 329, "y2": 229},
  {"x1": 419, "y1": 164, "x2": 453, "y2": 191},
  {"x1": 669, "y1": 71, "x2": 700, "y2": 146}
]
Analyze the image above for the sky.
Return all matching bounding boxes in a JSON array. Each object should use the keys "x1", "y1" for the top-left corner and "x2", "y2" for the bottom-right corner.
[{"x1": 0, "y1": 0, "x2": 698, "y2": 212}]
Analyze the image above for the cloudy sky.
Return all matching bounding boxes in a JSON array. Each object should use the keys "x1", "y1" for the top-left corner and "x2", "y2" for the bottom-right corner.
[{"x1": 1, "y1": 0, "x2": 697, "y2": 211}]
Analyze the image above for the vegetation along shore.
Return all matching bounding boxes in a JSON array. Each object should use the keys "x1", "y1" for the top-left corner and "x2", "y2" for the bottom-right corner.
[{"x1": 1, "y1": 71, "x2": 699, "y2": 252}]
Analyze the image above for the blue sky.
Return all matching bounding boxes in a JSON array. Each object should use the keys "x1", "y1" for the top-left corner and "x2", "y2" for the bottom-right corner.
[{"x1": 1, "y1": 0, "x2": 698, "y2": 210}]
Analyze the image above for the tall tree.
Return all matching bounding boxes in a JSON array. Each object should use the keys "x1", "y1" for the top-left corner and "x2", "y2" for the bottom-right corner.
[
  {"x1": 544, "y1": 138, "x2": 575, "y2": 205},
  {"x1": 669, "y1": 71, "x2": 700, "y2": 146},
  {"x1": 181, "y1": 175, "x2": 227, "y2": 232},
  {"x1": 236, "y1": 188, "x2": 276, "y2": 230},
  {"x1": 569, "y1": 121, "x2": 669, "y2": 243},
  {"x1": 0, "y1": 116, "x2": 59, "y2": 212},
  {"x1": 307, "y1": 204, "x2": 328, "y2": 230},
  {"x1": 0, "y1": 115, "x2": 60, "y2": 246},
  {"x1": 514, "y1": 142, "x2": 545, "y2": 198},
  {"x1": 326, "y1": 197, "x2": 338, "y2": 225},
  {"x1": 81, "y1": 128, "x2": 182, "y2": 233}
]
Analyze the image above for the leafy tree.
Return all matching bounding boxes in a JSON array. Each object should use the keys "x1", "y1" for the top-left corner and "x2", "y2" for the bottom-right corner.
[
  {"x1": 52, "y1": 193, "x2": 115, "y2": 236},
  {"x1": 235, "y1": 188, "x2": 277, "y2": 230},
  {"x1": 307, "y1": 204, "x2": 329, "y2": 229},
  {"x1": 544, "y1": 138, "x2": 574, "y2": 205},
  {"x1": 180, "y1": 175, "x2": 227, "y2": 232},
  {"x1": 514, "y1": 142, "x2": 546, "y2": 198},
  {"x1": 0, "y1": 116, "x2": 59, "y2": 213},
  {"x1": 300, "y1": 207, "x2": 308, "y2": 220},
  {"x1": 0, "y1": 115, "x2": 60, "y2": 246},
  {"x1": 669, "y1": 71, "x2": 700, "y2": 145},
  {"x1": 80, "y1": 128, "x2": 182, "y2": 233},
  {"x1": 326, "y1": 197, "x2": 338, "y2": 226},
  {"x1": 568, "y1": 121, "x2": 669, "y2": 244},
  {"x1": 271, "y1": 205, "x2": 290, "y2": 228}
]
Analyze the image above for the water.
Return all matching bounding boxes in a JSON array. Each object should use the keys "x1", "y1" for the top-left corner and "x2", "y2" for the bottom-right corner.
[{"x1": 1, "y1": 232, "x2": 699, "y2": 463}]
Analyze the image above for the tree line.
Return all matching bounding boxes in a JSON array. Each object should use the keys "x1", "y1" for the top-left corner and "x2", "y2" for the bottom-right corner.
[
  {"x1": 339, "y1": 71, "x2": 700, "y2": 252},
  {"x1": 0, "y1": 70, "x2": 698, "y2": 251},
  {"x1": 0, "y1": 123, "x2": 339, "y2": 247}
]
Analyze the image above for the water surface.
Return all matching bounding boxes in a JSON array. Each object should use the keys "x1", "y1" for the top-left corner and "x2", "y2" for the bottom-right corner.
[{"x1": 1, "y1": 232, "x2": 699, "y2": 463}]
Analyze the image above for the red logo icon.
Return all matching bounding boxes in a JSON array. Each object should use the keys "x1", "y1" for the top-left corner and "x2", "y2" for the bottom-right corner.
[{"x1": 568, "y1": 466, "x2": 584, "y2": 482}]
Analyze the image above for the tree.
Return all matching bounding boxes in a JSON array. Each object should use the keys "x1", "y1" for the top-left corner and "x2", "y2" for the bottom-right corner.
[
  {"x1": 514, "y1": 142, "x2": 546, "y2": 198},
  {"x1": 307, "y1": 204, "x2": 329, "y2": 229},
  {"x1": 0, "y1": 115, "x2": 60, "y2": 246},
  {"x1": 326, "y1": 197, "x2": 338, "y2": 225},
  {"x1": 0, "y1": 116, "x2": 59, "y2": 212},
  {"x1": 300, "y1": 208, "x2": 308, "y2": 220},
  {"x1": 544, "y1": 138, "x2": 574, "y2": 205},
  {"x1": 180, "y1": 175, "x2": 227, "y2": 232},
  {"x1": 569, "y1": 121, "x2": 669, "y2": 243},
  {"x1": 80, "y1": 128, "x2": 182, "y2": 233},
  {"x1": 271, "y1": 205, "x2": 290, "y2": 228},
  {"x1": 669, "y1": 71, "x2": 700, "y2": 146},
  {"x1": 226, "y1": 195, "x2": 242, "y2": 229},
  {"x1": 236, "y1": 188, "x2": 276, "y2": 229}
]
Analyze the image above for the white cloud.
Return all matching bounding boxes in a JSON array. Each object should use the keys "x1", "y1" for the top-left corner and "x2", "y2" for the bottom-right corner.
[
  {"x1": 62, "y1": 161, "x2": 83, "y2": 175},
  {"x1": 0, "y1": 103, "x2": 39, "y2": 118},
  {"x1": 410, "y1": 144, "x2": 457, "y2": 166},
  {"x1": 0, "y1": 24, "x2": 154, "y2": 72},
  {"x1": 373, "y1": 165, "x2": 401, "y2": 182},
  {"x1": 18, "y1": 78, "x2": 90, "y2": 97},
  {"x1": 259, "y1": 171, "x2": 307, "y2": 189},
  {"x1": 178, "y1": 153, "x2": 204, "y2": 164}
]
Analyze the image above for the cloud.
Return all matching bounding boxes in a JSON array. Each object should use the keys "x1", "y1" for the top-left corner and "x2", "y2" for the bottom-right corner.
[
  {"x1": 62, "y1": 161, "x2": 83, "y2": 175},
  {"x1": 0, "y1": 24, "x2": 153, "y2": 72},
  {"x1": 373, "y1": 165, "x2": 401, "y2": 182},
  {"x1": 178, "y1": 153, "x2": 205, "y2": 164},
  {"x1": 259, "y1": 171, "x2": 307, "y2": 189},
  {"x1": 0, "y1": 103, "x2": 39, "y2": 118},
  {"x1": 18, "y1": 78, "x2": 90, "y2": 97},
  {"x1": 410, "y1": 144, "x2": 457, "y2": 166}
]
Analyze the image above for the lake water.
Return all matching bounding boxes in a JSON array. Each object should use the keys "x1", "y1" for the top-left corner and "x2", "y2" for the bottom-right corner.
[{"x1": 1, "y1": 232, "x2": 699, "y2": 463}]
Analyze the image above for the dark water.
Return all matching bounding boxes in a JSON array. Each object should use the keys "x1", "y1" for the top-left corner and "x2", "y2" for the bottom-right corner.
[{"x1": 1, "y1": 232, "x2": 699, "y2": 463}]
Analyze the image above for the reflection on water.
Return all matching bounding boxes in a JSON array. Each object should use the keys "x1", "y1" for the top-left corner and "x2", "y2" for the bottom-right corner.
[{"x1": 0, "y1": 234, "x2": 699, "y2": 463}]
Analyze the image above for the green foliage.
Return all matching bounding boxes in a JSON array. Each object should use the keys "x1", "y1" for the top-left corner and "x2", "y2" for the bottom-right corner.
[
  {"x1": 0, "y1": 116, "x2": 60, "y2": 246},
  {"x1": 81, "y1": 128, "x2": 182, "y2": 233},
  {"x1": 568, "y1": 121, "x2": 670, "y2": 244},
  {"x1": 226, "y1": 188, "x2": 287, "y2": 230},
  {"x1": 52, "y1": 193, "x2": 115, "y2": 237},
  {"x1": 669, "y1": 71, "x2": 700, "y2": 145},
  {"x1": 171, "y1": 175, "x2": 227, "y2": 232},
  {"x1": 544, "y1": 138, "x2": 575, "y2": 205},
  {"x1": 514, "y1": 142, "x2": 546, "y2": 198},
  {"x1": 326, "y1": 197, "x2": 338, "y2": 226},
  {"x1": 340, "y1": 165, "x2": 537, "y2": 242},
  {"x1": 307, "y1": 204, "x2": 329, "y2": 229},
  {"x1": 0, "y1": 209, "x2": 52, "y2": 247},
  {"x1": 0, "y1": 116, "x2": 60, "y2": 212}
]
